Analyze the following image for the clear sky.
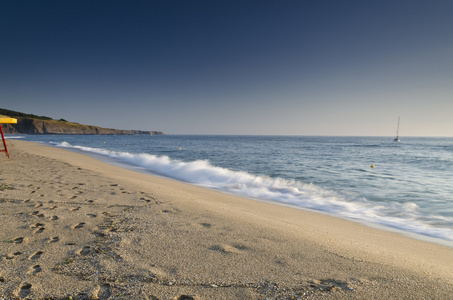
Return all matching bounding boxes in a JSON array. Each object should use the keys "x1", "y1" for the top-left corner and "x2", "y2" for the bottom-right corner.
[{"x1": 1, "y1": 1, "x2": 452, "y2": 136}]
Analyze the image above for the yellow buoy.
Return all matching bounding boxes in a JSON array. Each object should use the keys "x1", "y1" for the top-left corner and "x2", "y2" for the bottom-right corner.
[
  {"x1": 370, "y1": 164, "x2": 375, "y2": 168},
  {"x1": 179, "y1": 148, "x2": 182, "y2": 150}
]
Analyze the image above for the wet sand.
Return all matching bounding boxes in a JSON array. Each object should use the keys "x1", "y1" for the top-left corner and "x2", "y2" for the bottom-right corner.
[{"x1": 1, "y1": 140, "x2": 453, "y2": 299}]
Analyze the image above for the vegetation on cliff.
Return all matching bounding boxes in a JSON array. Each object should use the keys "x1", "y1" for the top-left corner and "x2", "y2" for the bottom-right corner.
[
  {"x1": 0, "y1": 108, "x2": 163, "y2": 135},
  {"x1": 0, "y1": 108, "x2": 54, "y2": 121}
]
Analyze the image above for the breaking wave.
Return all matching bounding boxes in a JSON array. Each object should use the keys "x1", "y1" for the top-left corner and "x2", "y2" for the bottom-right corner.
[{"x1": 53, "y1": 141, "x2": 453, "y2": 242}]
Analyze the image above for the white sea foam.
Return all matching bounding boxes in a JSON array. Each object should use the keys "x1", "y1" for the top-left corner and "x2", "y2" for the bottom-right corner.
[
  {"x1": 5, "y1": 135, "x2": 25, "y2": 139},
  {"x1": 53, "y1": 141, "x2": 453, "y2": 242}
]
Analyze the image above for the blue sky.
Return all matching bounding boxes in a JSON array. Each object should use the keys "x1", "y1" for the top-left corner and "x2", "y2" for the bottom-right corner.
[{"x1": 1, "y1": 0, "x2": 452, "y2": 136}]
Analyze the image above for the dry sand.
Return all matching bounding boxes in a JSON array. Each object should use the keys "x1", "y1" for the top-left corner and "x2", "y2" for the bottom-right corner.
[{"x1": 1, "y1": 140, "x2": 453, "y2": 299}]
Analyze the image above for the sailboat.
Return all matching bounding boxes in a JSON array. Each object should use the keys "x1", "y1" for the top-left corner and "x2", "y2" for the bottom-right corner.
[{"x1": 394, "y1": 116, "x2": 400, "y2": 142}]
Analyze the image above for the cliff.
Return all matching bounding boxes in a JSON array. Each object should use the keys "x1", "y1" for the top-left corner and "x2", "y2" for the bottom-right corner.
[{"x1": 2, "y1": 117, "x2": 163, "y2": 135}]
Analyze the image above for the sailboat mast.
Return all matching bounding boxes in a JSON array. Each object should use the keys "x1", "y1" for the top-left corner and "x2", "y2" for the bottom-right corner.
[
  {"x1": 396, "y1": 116, "x2": 400, "y2": 138},
  {"x1": 393, "y1": 116, "x2": 400, "y2": 142}
]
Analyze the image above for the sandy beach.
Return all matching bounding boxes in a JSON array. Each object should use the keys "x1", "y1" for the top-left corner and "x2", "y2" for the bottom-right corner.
[{"x1": 1, "y1": 140, "x2": 453, "y2": 299}]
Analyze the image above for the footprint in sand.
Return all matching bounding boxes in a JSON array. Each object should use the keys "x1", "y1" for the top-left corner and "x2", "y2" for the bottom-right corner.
[
  {"x1": 29, "y1": 251, "x2": 43, "y2": 260},
  {"x1": 5, "y1": 252, "x2": 22, "y2": 259},
  {"x1": 29, "y1": 264, "x2": 42, "y2": 275},
  {"x1": 71, "y1": 207, "x2": 81, "y2": 212},
  {"x1": 86, "y1": 214, "x2": 97, "y2": 218},
  {"x1": 30, "y1": 211, "x2": 45, "y2": 218},
  {"x1": 13, "y1": 237, "x2": 25, "y2": 243},
  {"x1": 73, "y1": 222, "x2": 85, "y2": 229},
  {"x1": 208, "y1": 244, "x2": 247, "y2": 254},
  {"x1": 48, "y1": 215, "x2": 59, "y2": 221},
  {"x1": 208, "y1": 245, "x2": 227, "y2": 253},
  {"x1": 30, "y1": 223, "x2": 45, "y2": 234},
  {"x1": 95, "y1": 283, "x2": 112, "y2": 299},
  {"x1": 33, "y1": 227, "x2": 45, "y2": 234},
  {"x1": 79, "y1": 246, "x2": 92, "y2": 256},
  {"x1": 177, "y1": 295, "x2": 195, "y2": 300},
  {"x1": 30, "y1": 222, "x2": 45, "y2": 228},
  {"x1": 201, "y1": 222, "x2": 212, "y2": 228},
  {"x1": 48, "y1": 236, "x2": 59, "y2": 243},
  {"x1": 233, "y1": 244, "x2": 248, "y2": 251},
  {"x1": 18, "y1": 282, "x2": 32, "y2": 298}
]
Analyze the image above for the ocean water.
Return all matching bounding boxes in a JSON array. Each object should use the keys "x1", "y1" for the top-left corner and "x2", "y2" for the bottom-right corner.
[{"x1": 11, "y1": 135, "x2": 453, "y2": 246}]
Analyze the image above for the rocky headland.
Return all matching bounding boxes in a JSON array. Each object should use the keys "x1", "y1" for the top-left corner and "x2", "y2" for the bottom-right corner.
[{"x1": 0, "y1": 108, "x2": 163, "y2": 135}]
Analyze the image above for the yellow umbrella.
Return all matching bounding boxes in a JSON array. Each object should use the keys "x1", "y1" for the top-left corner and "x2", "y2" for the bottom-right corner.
[{"x1": 0, "y1": 115, "x2": 17, "y2": 158}]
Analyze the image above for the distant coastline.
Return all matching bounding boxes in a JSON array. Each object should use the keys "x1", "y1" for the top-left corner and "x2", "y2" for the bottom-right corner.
[{"x1": 0, "y1": 108, "x2": 163, "y2": 135}]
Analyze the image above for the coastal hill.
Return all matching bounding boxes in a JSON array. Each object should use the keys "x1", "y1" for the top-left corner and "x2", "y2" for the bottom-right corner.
[{"x1": 0, "y1": 108, "x2": 163, "y2": 135}]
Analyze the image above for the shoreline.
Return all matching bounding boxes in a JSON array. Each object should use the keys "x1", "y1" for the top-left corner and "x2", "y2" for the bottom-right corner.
[
  {"x1": 1, "y1": 140, "x2": 453, "y2": 299},
  {"x1": 37, "y1": 138, "x2": 453, "y2": 249}
]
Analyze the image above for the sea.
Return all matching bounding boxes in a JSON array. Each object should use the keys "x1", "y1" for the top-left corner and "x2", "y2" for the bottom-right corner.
[{"x1": 8, "y1": 135, "x2": 453, "y2": 247}]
